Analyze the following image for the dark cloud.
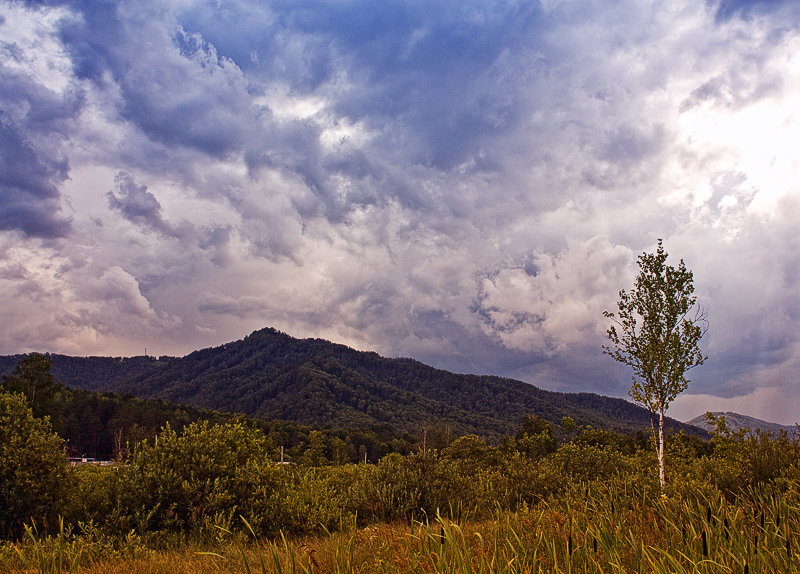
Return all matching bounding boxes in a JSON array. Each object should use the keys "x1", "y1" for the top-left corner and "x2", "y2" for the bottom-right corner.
[
  {"x1": 197, "y1": 293, "x2": 267, "y2": 320},
  {"x1": 713, "y1": 0, "x2": 800, "y2": 22},
  {"x1": 48, "y1": 2, "x2": 259, "y2": 158},
  {"x1": 0, "y1": 114, "x2": 71, "y2": 238},
  {"x1": 106, "y1": 172, "x2": 172, "y2": 235},
  {"x1": 182, "y1": 1, "x2": 547, "y2": 174},
  {"x1": 197, "y1": 226, "x2": 233, "y2": 267},
  {"x1": 320, "y1": 3, "x2": 545, "y2": 169},
  {"x1": 402, "y1": 310, "x2": 551, "y2": 380},
  {"x1": 28, "y1": 1, "x2": 547, "y2": 227},
  {"x1": 176, "y1": 2, "x2": 335, "y2": 90},
  {"x1": 0, "y1": 34, "x2": 83, "y2": 238}
]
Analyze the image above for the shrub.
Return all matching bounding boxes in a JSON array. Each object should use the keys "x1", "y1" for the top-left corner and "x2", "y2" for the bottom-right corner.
[
  {"x1": 124, "y1": 419, "x2": 277, "y2": 534},
  {"x1": 697, "y1": 422, "x2": 800, "y2": 494},
  {"x1": 0, "y1": 392, "x2": 70, "y2": 538}
]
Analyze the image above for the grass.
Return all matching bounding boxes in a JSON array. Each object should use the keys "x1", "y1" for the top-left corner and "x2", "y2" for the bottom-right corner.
[{"x1": 3, "y1": 480, "x2": 799, "y2": 573}]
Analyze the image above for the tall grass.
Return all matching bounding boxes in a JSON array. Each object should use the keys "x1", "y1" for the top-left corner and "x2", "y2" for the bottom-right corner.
[
  {"x1": 3, "y1": 479, "x2": 799, "y2": 573},
  {"x1": 228, "y1": 479, "x2": 800, "y2": 573},
  {"x1": 18, "y1": 518, "x2": 82, "y2": 574}
]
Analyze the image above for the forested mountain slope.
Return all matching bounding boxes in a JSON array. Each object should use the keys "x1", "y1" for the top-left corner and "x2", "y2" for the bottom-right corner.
[{"x1": 0, "y1": 327, "x2": 704, "y2": 441}]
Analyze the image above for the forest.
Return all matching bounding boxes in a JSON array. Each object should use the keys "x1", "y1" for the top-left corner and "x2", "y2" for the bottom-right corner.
[{"x1": 2, "y1": 354, "x2": 800, "y2": 572}]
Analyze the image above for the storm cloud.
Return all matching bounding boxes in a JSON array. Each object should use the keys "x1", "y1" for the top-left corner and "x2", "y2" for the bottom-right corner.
[{"x1": 1, "y1": 0, "x2": 800, "y2": 424}]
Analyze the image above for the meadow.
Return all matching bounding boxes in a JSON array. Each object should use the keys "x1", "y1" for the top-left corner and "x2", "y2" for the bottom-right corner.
[{"x1": 5, "y1": 477, "x2": 800, "y2": 573}]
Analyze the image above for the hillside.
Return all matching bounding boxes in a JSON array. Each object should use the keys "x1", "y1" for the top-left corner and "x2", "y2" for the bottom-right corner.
[
  {"x1": 0, "y1": 327, "x2": 705, "y2": 441},
  {"x1": 687, "y1": 412, "x2": 797, "y2": 435}
]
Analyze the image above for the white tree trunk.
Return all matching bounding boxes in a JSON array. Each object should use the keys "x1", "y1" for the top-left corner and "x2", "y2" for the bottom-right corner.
[{"x1": 658, "y1": 407, "x2": 666, "y2": 491}]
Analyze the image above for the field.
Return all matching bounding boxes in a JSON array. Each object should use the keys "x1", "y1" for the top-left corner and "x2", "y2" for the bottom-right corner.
[{"x1": 4, "y1": 475, "x2": 800, "y2": 573}]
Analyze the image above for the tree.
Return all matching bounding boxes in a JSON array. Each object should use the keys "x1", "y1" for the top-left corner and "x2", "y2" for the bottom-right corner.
[
  {"x1": 513, "y1": 413, "x2": 557, "y2": 459},
  {"x1": 300, "y1": 430, "x2": 329, "y2": 466},
  {"x1": 603, "y1": 240, "x2": 707, "y2": 490},
  {"x1": 441, "y1": 434, "x2": 489, "y2": 461},
  {"x1": 1, "y1": 354, "x2": 61, "y2": 420}
]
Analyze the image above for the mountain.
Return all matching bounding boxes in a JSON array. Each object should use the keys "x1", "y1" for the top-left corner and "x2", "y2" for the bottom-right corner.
[
  {"x1": 1, "y1": 327, "x2": 705, "y2": 441},
  {"x1": 687, "y1": 412, "x2": 797, "y2": 435}
]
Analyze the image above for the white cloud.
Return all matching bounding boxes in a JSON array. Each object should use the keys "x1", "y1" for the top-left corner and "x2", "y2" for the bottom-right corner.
[
  {"x1": 476, "y1": 237, "x2": 633, "y2": 356},
  {"x1": 0, "y1": 3, "x2": 74, "y2": 93}
]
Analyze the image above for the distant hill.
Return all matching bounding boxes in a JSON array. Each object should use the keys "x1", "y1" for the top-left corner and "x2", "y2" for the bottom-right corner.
[
  {"x1": 687, "y1": 412, "x2": 797, "y2": 435},
  {"x1": 0, "y1": 327, "x2": 705, "y2": 441}
]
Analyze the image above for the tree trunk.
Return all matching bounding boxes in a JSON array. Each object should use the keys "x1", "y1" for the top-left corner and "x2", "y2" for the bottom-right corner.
[{"x1": 658, "y1": 407, "x2": 666, "y2": 491}]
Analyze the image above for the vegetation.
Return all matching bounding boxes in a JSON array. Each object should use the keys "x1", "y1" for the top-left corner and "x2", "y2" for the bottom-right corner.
[
  {"x1": 0, "y1": 354, "x2": 418, "y2": 463},
  {"x1": 2, "y1": 366, "x2": 800, "y2": 572},
  {"x1": 0, "y1": 392, "x2": 69, "y2": 539},
  {"x1": 6, "y1": 345, "x2": 797, "y2": 573},
  {"x1": 604, "y1": 240, "x2": 708, "y2": 489},
  {"x1": 1, "y1": 353, "x2": 62, "y2": 420}
]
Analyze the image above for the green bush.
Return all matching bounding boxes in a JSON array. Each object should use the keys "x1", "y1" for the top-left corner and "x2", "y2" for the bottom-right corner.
[
  {"x1": 123, "y1": 419, "x2": 277, "y2": 534},
  {"x1": 511, "y1": 414, "x2": 557, "y2": 459},
  {"x1": 0, "y1": 392, "x2": 70, "y2": 538},
  {"x1": 573, "y1": 426, "x2": 636, "y2": 454},
  {"x1": 62, "y1": 463, "x2": 144, "y2": 537},
  {"x1": 695, "y1": 423, "x2": 800, "y2": 494},
  {"x1": 545, "y1": 443, "x2": 635, "y2": 483}
]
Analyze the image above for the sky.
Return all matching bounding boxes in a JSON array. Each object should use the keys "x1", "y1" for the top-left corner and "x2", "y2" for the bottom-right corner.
[{"x1": 1, "y1": 0, "x2": 799, "y2": 424}]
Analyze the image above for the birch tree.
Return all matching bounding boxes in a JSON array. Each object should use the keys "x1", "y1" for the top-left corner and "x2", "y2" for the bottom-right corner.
[{"x1": 603, "y1": 240, "x2": 707, "y2": 490}]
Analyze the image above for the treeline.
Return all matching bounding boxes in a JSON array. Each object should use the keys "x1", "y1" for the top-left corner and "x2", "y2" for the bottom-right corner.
[
  {"x1": 0, "y1": 349, "x2": 695, "y2": 464},
  {"x1": 54, "y1": 388, "x2": 420, "y2": 462},
  {"x1": 0, "y1": 353, "x2": 420, "y2": 461}
]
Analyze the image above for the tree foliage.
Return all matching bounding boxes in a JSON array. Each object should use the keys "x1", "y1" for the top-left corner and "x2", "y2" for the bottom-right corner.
[
  {"x1": 124, "y1": 419, "x2": 278, "y2": 533},
  {"x1": 0, "y1": 392, "x2": 70, "y2": 538},
  {"x1": 1, "y1": 353, "x2": 61, "y2": 419},
  {"x1": 512, "y1": 413, "x2": 557, "y2": 459},
  {"x1": 604, "y1": 239, "x2": 707, "y2": 488}
]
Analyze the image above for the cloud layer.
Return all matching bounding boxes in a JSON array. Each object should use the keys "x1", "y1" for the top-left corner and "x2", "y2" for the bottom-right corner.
[{"x1": 1, "y1": 0, "x2": 799, "y2": 423}]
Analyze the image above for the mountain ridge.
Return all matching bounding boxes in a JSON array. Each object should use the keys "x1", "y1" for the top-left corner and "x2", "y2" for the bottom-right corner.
[
  {"x1": 686, "y1": 411, "x2": 796, "y2": 435},
  {"x1": 0, "y1": 327, "x2": 706, "y2": 441}
]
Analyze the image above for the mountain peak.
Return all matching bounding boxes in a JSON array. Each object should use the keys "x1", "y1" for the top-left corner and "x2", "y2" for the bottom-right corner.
[{"x1": 686, "y1": 411, "x2": 796, "y2": 435}]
